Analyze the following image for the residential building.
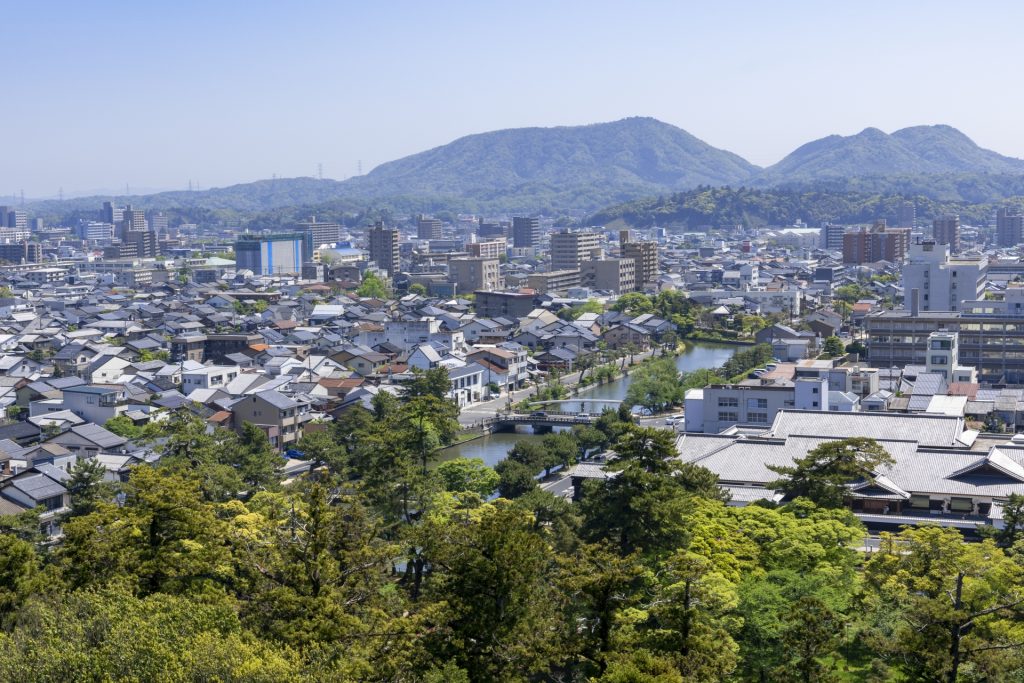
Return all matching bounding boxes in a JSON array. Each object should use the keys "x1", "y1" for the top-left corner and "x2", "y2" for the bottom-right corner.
[
  {"x1": 0, "y1": 207, "x2": 28, "y2": 231},
  {"x1": 235, "y1": 233, "x2": 310, "y2": 276},
  {"x1": 512, "y1": 216, "x2": 540, "y2": 249},
  {"x1": 477, "y1": 218, "x2": 506, "y2": 238},
  {"x1": 550, "y1": 230, "x2": 602, "y2": 271},
  {"x1": 622, "y1": 239, "x2": 659, "y2": 287},
  {"x1": 466, "y1": 237, "x2": 506, "y2": 259},
  {"x1": 933, "y1": 214, "x2": 961, "y2": 253},
  {"x1": 230, "y1": 390, "x2": 310, "y2": 450},
  {"x1": 116, "y1": 204, "x2": 147, "y2": 239},
  {"x1": 101, "y1": 201, "x2": 123, "y2": 225},
  {"x1": 416, "y1": 215, "x2": 443, "y2": 240},
  {"x1": 820, "y1": 223, "x2": 847, "y2": 251},
  {"x1": 896, "y1": 201, "x2": 916, "y2": 228},
  {"x1": 182, "y1": 365, "x2": 240, "y2": 391},
  {"x1": 901, "y1": 240, "x2": 986, "y2": 312},
  {"x1": 77, "y1": 220, "x2": 114, "y2": 243},
  {"x1": 448, "y1": 257, "x2": 501, "y2": 294},
  {"x1": 842, "y1": 221, "x2": 911, "y2": 264},
  {"x1": 526, "y1": 269, "x2": 581, "y2": 295},
  {"x1": 474, "y1": 290, "x2": 537, "y2": 319},
  {"x1": 60, "y1": 384, "x2": 129, "y2": 425},
  {"x1": 297, "y1": 216, "x2": 342, "y2": 247},
  {"x1": 581, "y1": 258, "x2": 636, "y2": 294},
  {"x1": 367, "y1": 221, "x2": 400, "y2": 276},
  {"x1": 996, "y1": 207, "x2": 1024, "y2": 247}
]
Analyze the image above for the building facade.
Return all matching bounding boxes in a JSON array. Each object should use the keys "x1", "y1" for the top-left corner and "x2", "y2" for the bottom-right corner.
[
  {"x1": 901, "y1": 240, "x2": 985, "y2": 312},
  {"x1": 512, "y1": 216, "x2": 540, "y2": 249},
  {"x1": 550, "y1": 230, "x2": 602, "y2": 271},
  {"x1": 367, "y1": 222, "x2": 399, "y2": 276},
  {"x1": 235, "y1": 233, "x2": 311, "y2": 276},
  {"x1": 448, "y1": 257, "x2": 502, "y2": 294},
  {"x1": 932, "y1": 214, "x2": 961, "y2": 253}
]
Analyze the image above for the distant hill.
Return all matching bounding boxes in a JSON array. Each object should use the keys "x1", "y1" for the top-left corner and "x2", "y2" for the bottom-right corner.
[
  {"x1": 587, "y1": 186, "x2": 1010, "y2": 231},
  {"x1": 26, "y1": 120, "x2": 1024, "y2": 225},
  {"x1": 757, "y1": 125, "x2": 1024, "y2": 185},
  {"x1": 28, "y1": 118, "x2": 760, "y2": 220}
]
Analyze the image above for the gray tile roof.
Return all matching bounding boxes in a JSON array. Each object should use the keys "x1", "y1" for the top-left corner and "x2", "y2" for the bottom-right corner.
[{"x1": 766, "y1": 410, "x2": 970, "y2": 448}]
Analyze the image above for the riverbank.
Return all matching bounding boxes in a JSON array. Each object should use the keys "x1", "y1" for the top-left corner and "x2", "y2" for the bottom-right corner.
[{"x1": 681, "y1": 334, "x2": 756, "y2": 346}]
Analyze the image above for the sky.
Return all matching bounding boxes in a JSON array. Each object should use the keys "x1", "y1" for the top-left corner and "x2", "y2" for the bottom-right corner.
[{"x1": 5, "y1": 0, "x2": 1024, "y2": 198}]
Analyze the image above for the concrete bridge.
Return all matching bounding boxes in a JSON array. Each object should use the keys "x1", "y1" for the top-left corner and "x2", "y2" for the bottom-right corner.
[{"x1": 477, "y1": 411, "x2": 599, "y2": 434}]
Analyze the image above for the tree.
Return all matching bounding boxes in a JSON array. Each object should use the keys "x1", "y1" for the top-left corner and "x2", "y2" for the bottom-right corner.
[
  {"x1": 356, "y1": 272, "x2": 388, "y2": 299},
  {"x1": 996, "y1": 493, "x2": 1024, "y2": 550},
  {"x1": 66, "y1": 458, "x2": 113, "y2": 517},
  {"x1": 863, "y1": 526, "x2": 1024, "y2": 683},
  {"x1": 768, "y1": 437, "x2": 894, "y2": 508},
  {"x1": 495, "y1": 459, "x2": 538, "y2": 499},
  {"x1": 408, "y1": 283, "x2": 427, "y2": 296},
  {"x1": 822, "y1": 336, "x2": 845, "y2": 358},
  {"x1": 435, "y1": 458, "x2": 500, "y2": 498},
  {"x1": 612, "y1": 292, "x2": 653, "y2": 315},
  {"x1": 423, "y1": 504, "x2": 567, "y2": 680}
]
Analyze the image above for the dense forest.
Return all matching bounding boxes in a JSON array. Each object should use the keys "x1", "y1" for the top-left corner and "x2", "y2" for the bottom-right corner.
[
  {"x1": 3, "y1": 369, "x2": 1024, "y2": 682},
  {"x1": 587, "y1": 185, "x2": 1024, "y2": 230}
]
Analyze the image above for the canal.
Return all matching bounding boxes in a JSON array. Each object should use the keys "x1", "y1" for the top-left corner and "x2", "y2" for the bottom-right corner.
[{"x1": 438, "y1": 341, "x2": 739, "y2": 467}]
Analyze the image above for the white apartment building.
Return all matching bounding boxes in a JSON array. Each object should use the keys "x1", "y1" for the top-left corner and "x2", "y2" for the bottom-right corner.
[{"x1": 901, "y1": 240, "x2": 986, "y2": 312}]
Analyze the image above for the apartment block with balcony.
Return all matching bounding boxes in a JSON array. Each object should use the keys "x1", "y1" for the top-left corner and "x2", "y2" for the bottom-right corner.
[{"x1": 230, "y1": 390, "x2": 311, "y2": 451}]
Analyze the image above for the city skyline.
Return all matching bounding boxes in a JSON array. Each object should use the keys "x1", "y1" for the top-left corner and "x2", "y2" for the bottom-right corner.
[{"x1": 7, "y1": 0, "x2": 1024, "y2": 197}]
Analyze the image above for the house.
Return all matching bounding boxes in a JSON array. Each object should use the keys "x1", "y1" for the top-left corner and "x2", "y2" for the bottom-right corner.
[
  {"x1": 60, "y1": 384, "x2": 131, "y2": 425},
  {"x1": 447, "y1": 363, "x2": 485, "y2": 407},
  {"x1": 229, "y1": 390, "x2": 311, "y2": 451},
  {"x1": 47, "y1": 423, "x2": 128, "y2": 459},
  {"x1": 182, "y1": 365, "x2": 240, "y2": 391},
  {"x1": 602, "y1": 323, "x2": 653, "y2": 350},
  {"x1": 0, "y1": 464, "x2": 71, "y2": 537}
]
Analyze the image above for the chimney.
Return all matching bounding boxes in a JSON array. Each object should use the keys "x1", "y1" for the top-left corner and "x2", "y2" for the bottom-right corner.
[{"x1": 910, "y1": 287, "x2": 920, "y2": 316}]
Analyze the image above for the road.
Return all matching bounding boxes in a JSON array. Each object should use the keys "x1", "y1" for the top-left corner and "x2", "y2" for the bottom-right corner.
[{"x1": 458, "y1": 348, "x2": 660, "y2": 426}]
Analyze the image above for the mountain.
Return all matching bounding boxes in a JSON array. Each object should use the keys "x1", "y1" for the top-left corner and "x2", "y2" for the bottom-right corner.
[
  {"x1": 27, "y1": 118, "x2": 760, "y2": 220},
  {"x1": 339, "y1": 117, "x2": 759, "y2": 206},
  {"x1": 757, "y1": 125, "x2": 1024, "y2": 185}
]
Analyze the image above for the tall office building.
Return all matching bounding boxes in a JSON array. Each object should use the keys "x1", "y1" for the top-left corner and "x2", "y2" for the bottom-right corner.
[
  {"x1": 117, "y1": 205, "x2": 147, "y2": 239},
  {"x1": 623, "y1": 240, "x2": 659, "y2": 287},
  {"x1": 0, "y1": 241, "x2": 41, "y2": 264},
  {"x1": 0, "y1": 207, "x2": 28, "y2": 231},
  {"x1": 368, "y1": 221, "x2": 400, "y2": 276},
  {"x1": 102, "y1": 201, "x2": 124, "y2": 226},
  {"x1": 148, "y1": 211, "x2": 169, "y2": 237},
  {"x1": 417, "y1": 215, "x2": 443, "y2": 240},
  {"x1": 512, "y1": 216, "x2": 540, "y2": 249},
  {"x1": 297, "y1": 216, "x2": 342, "y2": 247},
  {"x1": 896, "y1": 201, "x2": 916, "y2": 228},
  {"x1": 820, "y1": 223, "x2": 846, "y2": 251},
  {"x1": 996, "y1": 208, "x2": 1024, "y2": 247},
  {"x1": 932, "y1": 214, "x2": 961, "y2": 253},
  {"x1": 235, "y1": 233, "x2": 310, "y2": 275},
  {"x1": 550, "y1": 230, "x2": 602, "y2": 270},
  {"x1": 78, "y1": 221, "x2": 115, "y2": 243}
]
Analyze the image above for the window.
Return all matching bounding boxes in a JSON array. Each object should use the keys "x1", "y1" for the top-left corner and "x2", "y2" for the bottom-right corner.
[
  {"x1": 747, "y1": 398, "x2": 768, "y2": 409},
  {"x1": 748, "y1": 411, "x2": 769, "y2": 423},
  {"x1": 930, "y1": 356, "x2": 948, "y2": 365},
  {"x1": 717, "y1": 397, "x2": 738, "y2": 407},
  {"x1": 717, "y1": 411, "x2": 738, "y2": 423},
  {"x1": 811, "y1": 387, "x2": 819, "y2": 394}
]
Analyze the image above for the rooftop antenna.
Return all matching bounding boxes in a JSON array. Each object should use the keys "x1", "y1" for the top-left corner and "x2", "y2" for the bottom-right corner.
[{"x1": 318, "y1": 163, "x2": 323, "y2": 180}]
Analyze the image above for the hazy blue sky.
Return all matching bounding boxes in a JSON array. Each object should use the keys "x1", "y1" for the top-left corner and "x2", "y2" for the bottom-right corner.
[{"x1": 6, "y1": 0, "x2": 1023, "y2": 198}]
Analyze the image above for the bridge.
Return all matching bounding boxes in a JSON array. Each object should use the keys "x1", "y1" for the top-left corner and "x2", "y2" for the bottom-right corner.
[
  {"x1": 532, "y1": 399, "x2": 624, "y2": 408},
  {"x1": 478, "y1": 411, "x2": 599, "y2": 434}
]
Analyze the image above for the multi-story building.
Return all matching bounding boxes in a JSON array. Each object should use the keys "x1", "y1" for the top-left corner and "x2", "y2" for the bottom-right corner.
[
  {"x1": 996, "y1": 208, "x2": 1024, "y2": 247},
  {"x1": 367, "y1": 221, "x2": 399, "y2": 276},
  {"x1": 230, "y1": 390, "x2": 310, "y2": 451},
  {"x1": 842, "y1": 221, "x2": 911, "y2": 264},
  {"x1": 416, "y1": 215, "x2": 443, "y2": 240},
  {"x1": 108, "y1": 229, "x2": 158, "y2": 259},
  {"x1": 550, "y1": 230, "x2": 602, "y2": 271},
  {"x1": 821, "y1": 223, "x2": 847, "y2": 251},
  {"x1": 933, "y1": 214, "x2": 961, "y2": 253},
  {"x1": 474, "y1": 290, "x2": 537, "y2": 319},
  {"x1": 116, "y1": 205, "x2": 147, "y2": 240},
  {"x1": 526, "y1": 269, "x2": 581, "y2": 295},
  {"x1": 477, "y1": 218, "x2": 506, "y2": 238},
  {"x1": 684, "y1": 377, "x2": 828, "y2": 434},
  {"x1": 448, "y1": 257, "x2": 501, "y2": 294},
  {"x1": 235, "y1": 232, "x2": 311, "y2": 276},
  {"x1": 0, "y1": 207, "x2": 28, "y2": 231},
  {"x1": 466, "y1": 237, "x2": 506, "y2": 259},
  {"x1": 77, "y1": 220, "x2": 114, "y2": 243},
  {"x1": 896, "y1": 201, "x2": 916, "y2": 228},
  {"x1": 581, "y1": 258, "x2": 636, "y2": 294},
  {"x1": 0, "y1": 241, "x2": 41, "y2": 264},
  {"x1": 622, "y1": 239, "x2": 659, "y2": 287},
  {"x1": 512, "y1": 216, "x2": 540, "y2": 249},
  {"x1": 298, "y1": 216, "x2": 342, "y2": 247},
  {"x1": 866, "y1": 285, "x2": 1024, "y2": 383},
  {"x1": 148, "y1": 211, "x2": 169, "y2": 237},
  {"x1": 901, "y1": 240, "x2": 986, "y2": 312},
  {"x1": 101, "y1": 201, "x2": 123, "y2": 226}
]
